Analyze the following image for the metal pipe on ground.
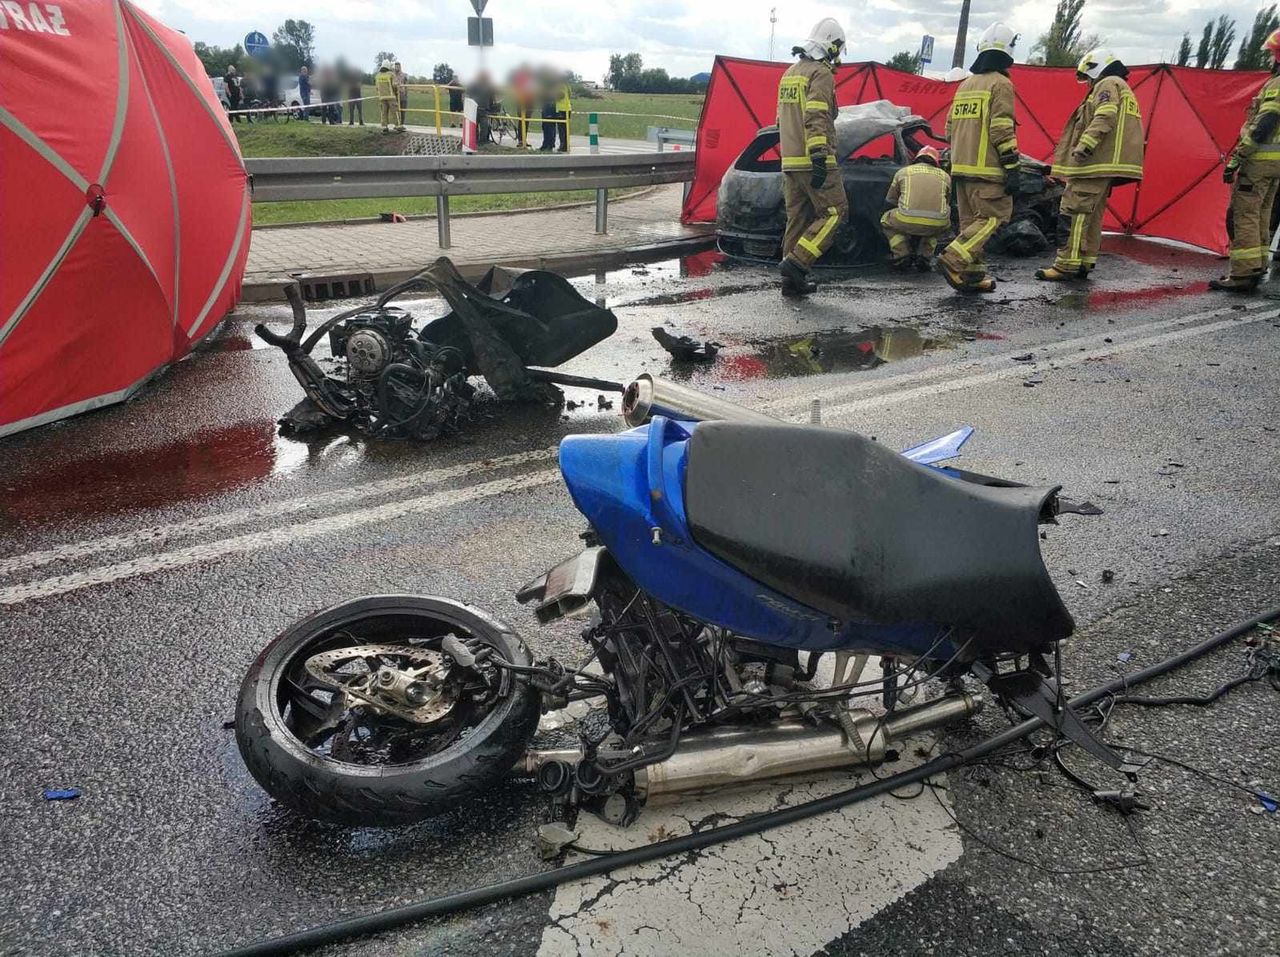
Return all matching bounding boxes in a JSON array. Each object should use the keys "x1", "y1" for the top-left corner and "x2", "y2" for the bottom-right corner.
[
  {"x1": 215, "y1": 607, "x2": 1280, "y2": 957},
  {"x1": 621, "y1": 373, "x2": 778, "y2": 427},
  {"x1": 435, "y1": 195, "x2": 450, "y2": 249},
  {"x1": 595, "y1": 188, "x2": 608, "y2": 234}
]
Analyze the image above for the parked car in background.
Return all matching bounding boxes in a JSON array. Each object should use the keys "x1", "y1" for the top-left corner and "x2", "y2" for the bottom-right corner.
[
  {"x1": 208, "y1": 77, "x2": 310, "y2": 117},
  {"x1": 716, "y1": 100, "x2": 1061, "y2": 266}
]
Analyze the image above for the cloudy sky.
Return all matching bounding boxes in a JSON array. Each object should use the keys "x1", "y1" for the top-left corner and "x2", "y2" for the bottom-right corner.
[{"x1": 135, "y1": 0, "x2": 1273, "y2": 80}]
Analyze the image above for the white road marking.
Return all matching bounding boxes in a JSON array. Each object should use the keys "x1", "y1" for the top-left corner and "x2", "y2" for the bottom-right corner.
[
  {"x1": 2, "y1": 300, "x2": 1272, "y2": 605},
  {"x1": 762, "y1": 302, "x2": 1280, "y2": 418},
  {"x1": 0, "y1": 471, "x2": 559, "y2": 606},
  {"x1": 0, "y1": 447, "x2": 557, "y2": 576},
  {"x1": 539, "y1": 744, "x2": 959, "y2": 956}
]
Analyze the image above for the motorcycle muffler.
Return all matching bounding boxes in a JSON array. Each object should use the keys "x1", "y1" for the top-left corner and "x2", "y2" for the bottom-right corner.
[
  {"x1": 523, "y1": 692, "x2": 982, "y2": 803},
  {"x1": 621, "y1": 374, "x2": 778, "y2": 428}
]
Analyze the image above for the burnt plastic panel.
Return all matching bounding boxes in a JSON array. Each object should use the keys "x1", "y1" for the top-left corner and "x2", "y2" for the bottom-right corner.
[{"x1": 683, "y1": 423, "x2": 1074, "y2": 652}]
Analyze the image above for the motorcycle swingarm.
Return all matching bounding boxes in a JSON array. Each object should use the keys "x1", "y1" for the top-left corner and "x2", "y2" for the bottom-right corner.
[{"x1": 517, "y1": 546, "x2": 609, "y2": 623}]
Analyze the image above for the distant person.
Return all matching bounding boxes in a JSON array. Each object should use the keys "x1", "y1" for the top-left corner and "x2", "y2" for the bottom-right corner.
[
  {"x1": 554, "y1": 74, "x2": 573, "y2": 151},
  {"x1": 470, "y1": 71, "x2": 496, "y2": 144},
  {"x1": 298, "y1": 65, "x2": 312, "y2": 120},
  {"x1": 539, "y1": 70, "x2": 570, "y2": 151},
  {"x1": 224, "y1": 64, "x2": 245, "y2": 122},
  {"x1": 448, "y1": 82, "x2": 464, "y2": 127},
  {"x1": 512, "y1": 64, "x2": 535, "y2": 147},
  {"x1": 394, "y1": 62, "x2": 409, "y2": 131},
  {"x1": 375, "y1": 60, "x2": 400, "y2": 132},
  {"x1": 775, "y1": 18, "x2": 847, "y2": 297},
  {"x1": 1214, "y1": 27, "x2": 1280, "y2": 291},
  {"x1": 318, "y1": 67, "x2": 341, "y2": 125},
  {"x1": 880, "y1": 146, "x2": 951, "y2": 271},
  {"x1": 261, "y1": 69, "x2": 279, "y2": 107},
  {"x1": 346, "y1": 70, "x2": 365, "y2": 126}
]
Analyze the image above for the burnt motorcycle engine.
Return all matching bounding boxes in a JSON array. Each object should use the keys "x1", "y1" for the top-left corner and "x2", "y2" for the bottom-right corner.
[{"x1": 323, "y1": 307, "x2": 475, "y2": 440}]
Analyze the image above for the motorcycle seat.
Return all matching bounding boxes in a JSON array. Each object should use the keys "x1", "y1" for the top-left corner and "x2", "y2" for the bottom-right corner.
[{"x1": 683, "y1": 423, "x2": 1073, "y2": 652}]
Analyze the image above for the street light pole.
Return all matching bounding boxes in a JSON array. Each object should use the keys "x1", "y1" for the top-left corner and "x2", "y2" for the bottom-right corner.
[
  {"x1": 952, "y1": 0, "x2": 971, "y2": 69},
  {"x1": 769, "y1": 8, "x2": 777, "y2": 61}
]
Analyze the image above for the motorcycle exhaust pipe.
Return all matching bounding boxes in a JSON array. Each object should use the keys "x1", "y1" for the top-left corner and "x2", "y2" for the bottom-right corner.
[
  {"x1": 637, "y1": 693, "x2": 981, "y2": 801},
  {"x1": 621, "y1": 374, "x2": 778, "y2": 428},
  {"x1": 522, "y1": 693, "x2": 981, "y2": 801}
]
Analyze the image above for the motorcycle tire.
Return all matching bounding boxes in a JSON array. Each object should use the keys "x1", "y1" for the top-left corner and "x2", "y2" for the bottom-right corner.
[{"x1": 235, "y1": 595, "x2": 541, "y2": 826}]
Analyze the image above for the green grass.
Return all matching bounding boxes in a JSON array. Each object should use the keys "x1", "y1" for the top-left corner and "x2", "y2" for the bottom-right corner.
[
  {"x1": 359, "y1": 86, "x2": 703, "y2": 141},
  {"x1": 251, "y1": 188, "x2": 645, "y2": 226},
  {"x1": 232, "y1": 121, "x2": 411, "y2": 157}
]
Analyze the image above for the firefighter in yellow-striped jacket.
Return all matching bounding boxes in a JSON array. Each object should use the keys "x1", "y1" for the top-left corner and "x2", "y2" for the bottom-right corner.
[
  {"x1": 881, "y1": 146, "x2": 951, "y2": 270},
  {"x1": 1212, "y1": 28, "x2": 1280, "y2": 291},
  {"x1": 938, "y1": 23, "x2": 1021, "y2": 294},
  {"x1": 1036, "y1": 50, "x2": 1144, "y2": 281},
  {"x1": 776, "y1": 18, "x2": 848, "y2": 297}
]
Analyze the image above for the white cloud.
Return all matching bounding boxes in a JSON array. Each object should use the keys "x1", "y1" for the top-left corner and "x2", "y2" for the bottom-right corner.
[{"x1": 134, "y1": 0, "x2": 1278, "y2": 81}]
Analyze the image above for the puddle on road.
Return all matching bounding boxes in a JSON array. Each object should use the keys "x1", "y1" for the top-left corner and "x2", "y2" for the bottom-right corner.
[
  {"x1": 658, "y1": 325, "x2": 999, "y2": 384},
  {"x1": 0, "y1": 422, "x2": 370, "y2": 528}
]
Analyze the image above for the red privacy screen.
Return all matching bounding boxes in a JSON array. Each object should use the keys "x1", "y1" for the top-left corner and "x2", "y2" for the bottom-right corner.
[{"x1": 685, "y1": 57, "x2": 1264, "y2": 255}]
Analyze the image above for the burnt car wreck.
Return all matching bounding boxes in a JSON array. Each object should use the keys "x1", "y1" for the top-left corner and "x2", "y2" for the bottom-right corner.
[
  {"x1": 257, "y1": 258, "x2": 621, "y2": 439},
  {"x1": 716, "y1": 100, "x2": 1063, "y2": 265}
]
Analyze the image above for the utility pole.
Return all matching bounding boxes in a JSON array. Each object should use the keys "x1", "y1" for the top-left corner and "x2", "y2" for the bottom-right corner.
[
  {"x1": 952, "y1": 0, "x2": 971, "y2": 69},
  {"x1": 769, "y1": 8, "x2": 777, "y2": 61}
]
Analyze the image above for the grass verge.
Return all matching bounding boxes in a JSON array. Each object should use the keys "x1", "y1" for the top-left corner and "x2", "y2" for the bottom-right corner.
[{"x1": 252, "y1": 188, "x2": 647, "y2": 226}]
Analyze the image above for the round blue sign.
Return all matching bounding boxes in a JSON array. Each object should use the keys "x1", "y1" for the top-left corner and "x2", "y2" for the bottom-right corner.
[{"x1": 244, "y1": 31, "x2": 270, "y2": 58}]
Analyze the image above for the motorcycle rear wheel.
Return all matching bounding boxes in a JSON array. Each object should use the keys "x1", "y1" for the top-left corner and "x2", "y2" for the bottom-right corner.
[{"x1": 235, "y1": 595, "x2": 540, "y2": 826}]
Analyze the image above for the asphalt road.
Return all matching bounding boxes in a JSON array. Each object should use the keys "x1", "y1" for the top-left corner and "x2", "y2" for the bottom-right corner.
[{"x1": 1, "y1": 239, "x2": 1279, "y2": 957}]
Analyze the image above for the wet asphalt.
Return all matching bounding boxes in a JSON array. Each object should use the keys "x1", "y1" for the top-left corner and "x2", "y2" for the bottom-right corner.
[{"x1": 1, "y1": 239, "x2": 1278, "y2": 957}]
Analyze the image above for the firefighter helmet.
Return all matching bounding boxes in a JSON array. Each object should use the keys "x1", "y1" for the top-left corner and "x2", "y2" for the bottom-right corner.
[
  {"x1": 915, "y1": 145, "x2": 942, "y2": 165},
  {"x1": 798, "y1": 18, "x2": 846, "y2": 63},
  {"x1": 976, "y1": 23, "x2": 1018, "y2": 56},
  {"x1": 1076, "y1": 49, "x2": 1119, "y2": 82},
  {"x1": 1264, "y1": 27, "x2": 1280, "y2": 62},
  {"x1": 380, "y1": 59, "x2": 394, "y2": 70}
]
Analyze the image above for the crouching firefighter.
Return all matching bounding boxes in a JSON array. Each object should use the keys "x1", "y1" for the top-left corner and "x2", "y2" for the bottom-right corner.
[
  {"x1": 1212, "y1": 28, "x2": 1280, "y2": 291},
  {"x1": 777, "y1": 18, "x2": 849, "y2": 297},
  {"x1": 1037, "y1": 50, "x2": 1144, "y2": 281},
  {"x1": 881, "y1": 145, "x2": 951, "y2": 271},
  {"x1": 938, "y1": 23, "x2": 1021, "y2": 294}
]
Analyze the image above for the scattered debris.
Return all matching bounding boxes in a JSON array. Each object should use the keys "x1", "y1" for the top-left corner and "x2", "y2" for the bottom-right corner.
[
  {"x1": 43, "y1": 788, "x2": 80, "y2": 801},
  {"x1": 1012, "y1": 352, "x2": 1035, "y2": 362},
  {"x1": 536, "y1": 823, "x2": 580, "y2": 860},
  {"x1": 1101, "y1": 569, "x2": 1116, "y2": 584},
  {"x1": 1117, "y1": 651, "x2": 1133, "y2": 663},
  {"x1": 379, "y1": 212, "x2": 407, "y2": 223},
  {"x1": 652, "y1": 327, "x2": 721, "y2": 363}
]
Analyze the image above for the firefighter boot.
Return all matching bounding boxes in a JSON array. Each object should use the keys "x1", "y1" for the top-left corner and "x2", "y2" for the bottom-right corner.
[
  {"x1": 1035, "y1": 266, "x2": 1083, "y2": 282},
  {"x1": 1208, "y1": 273, "x2": 1263, "y2": 292},
  {"x1": 781, "y1": 257, "x2": 817, "y2": 297},
  {"x1": 937, "y1": 260, "x2": 995, "y2": 294}
]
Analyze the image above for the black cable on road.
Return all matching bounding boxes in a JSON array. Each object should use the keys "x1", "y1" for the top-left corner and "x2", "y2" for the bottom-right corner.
[{"x1": 215, "y1": 603, "x2": 1280, "y2": 957}]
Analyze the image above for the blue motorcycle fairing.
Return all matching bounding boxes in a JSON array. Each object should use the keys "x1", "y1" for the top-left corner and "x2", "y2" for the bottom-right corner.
[{"x1": 557, "y1": 417, "x2": 966, "y2": 656}]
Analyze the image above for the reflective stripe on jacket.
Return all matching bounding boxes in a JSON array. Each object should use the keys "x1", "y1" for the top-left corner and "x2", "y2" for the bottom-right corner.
[
  {"x1": 945, "y1": 72, "x2": 1018, "y2": 181},
  {"x1": 778, "y1": 57, "x2": 838, "y2": 171},
  {"x1": 375, "y1": 71, "x2": 395, "y2": 100},
  {"x1": 1236, "y1": 74, "x2": 1280, "y2": 178},
  {"x1": 886, "y1": 163, "x2": 952, "y2": 227},
  {"x1": 1051, "y1": 75, "x2": 1144, "y2": 182}
]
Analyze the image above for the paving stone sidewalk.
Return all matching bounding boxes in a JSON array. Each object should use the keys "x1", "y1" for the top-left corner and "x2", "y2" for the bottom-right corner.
[{"x1": 243, "y1": 184, "x2": 711, "y2": 299}]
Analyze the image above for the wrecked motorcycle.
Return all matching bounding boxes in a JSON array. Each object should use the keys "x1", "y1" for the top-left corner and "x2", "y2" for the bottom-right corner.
[
  {"x1": 256, "y1": 257, "x2": 620, "y2": 439},
  {"x1": 236, "y1": 377, "x2": 1115, "y2": 826}
]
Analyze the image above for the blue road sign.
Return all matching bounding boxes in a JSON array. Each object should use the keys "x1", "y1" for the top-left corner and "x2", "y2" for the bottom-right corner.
[
  {"x1": 920, "y1": 34, "x2": 935, "y2": 64},
  {"x1": 245, "y1": 31, "x2": 270, "y2": 59}
]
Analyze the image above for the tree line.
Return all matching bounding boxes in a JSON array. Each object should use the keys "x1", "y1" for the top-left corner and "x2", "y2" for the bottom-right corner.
[
  {"x1": 883, "y1": 1, "x2": 1280, "y2": 73},
  {"x1": 606, "y1": 53, "x2": 708, "y2": 94}
]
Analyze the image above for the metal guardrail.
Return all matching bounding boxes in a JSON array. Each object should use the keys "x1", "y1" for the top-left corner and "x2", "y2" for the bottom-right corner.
[
  {"x1": 245, "y1": 152, "x2": 696, "y2": 248},
  {"x1": 648, "y1": 126, "x2": 697, "y2": 151}
]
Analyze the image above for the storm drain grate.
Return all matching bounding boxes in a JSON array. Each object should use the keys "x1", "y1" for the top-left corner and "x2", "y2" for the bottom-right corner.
[{"x1": 291, "y1": 272, "x2": 377, "y2": 301}]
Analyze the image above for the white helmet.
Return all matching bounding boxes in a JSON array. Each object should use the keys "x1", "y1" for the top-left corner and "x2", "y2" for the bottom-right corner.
[
  {"x1": 976, "y1": 22, "x2": 1018, "y2": 57},
  {"x1": 1076, "y1": 48, "x2": 1119, "y2": 81},
  {"x1": 380, "y1": 59, "x2": 394, "y2": 70},
  {"x1": 799, "y1": 17, "x2": 846, "y2": 62}
]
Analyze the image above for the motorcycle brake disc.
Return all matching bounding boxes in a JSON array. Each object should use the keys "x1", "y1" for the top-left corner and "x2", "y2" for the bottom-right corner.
[{"x1": 304, "y1": 642, "x2": 456, "y2": 725}]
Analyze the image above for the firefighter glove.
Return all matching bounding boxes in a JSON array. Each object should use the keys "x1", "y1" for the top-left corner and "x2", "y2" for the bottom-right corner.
[
  {"x1": 1224, "y1": 161, "x2": 1239, "y2": 184},
  {"x1": 810, "y1": 153, "x2": 828, "y2": 189}
]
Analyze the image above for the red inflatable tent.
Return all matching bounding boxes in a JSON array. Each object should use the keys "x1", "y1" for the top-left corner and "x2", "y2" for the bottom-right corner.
[
  {"x1": 1, "y1": 0, "x2": 250, "y2": 438},
  {"x1": 685, "y1": 58, "x2": 1267, "y2": 256}
]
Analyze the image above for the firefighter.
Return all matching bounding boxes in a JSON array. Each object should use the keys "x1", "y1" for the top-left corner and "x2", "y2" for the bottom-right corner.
[
  {"x1": 1212, "y1": 28, "x2": 1280, "y2": 291},
  {"x1": 375, "y1": 60, "x2": 400, "y2": 132},
  {"x1": 1036, "y1": 50, "x2": 1144, "y2": 281},
  {"x1": 881, "y1": 145, "x2": 951, "y2": 271},
  {"x1": 777, "y1": 18, "x2": 848, "y2": 297},
  {"x1": 937, "y1": 22, "x2": 1021, "y2": 294}
]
